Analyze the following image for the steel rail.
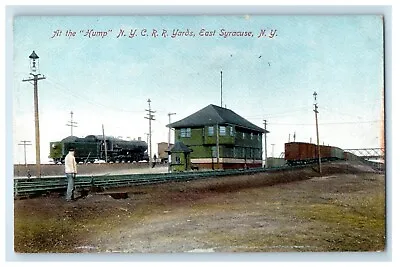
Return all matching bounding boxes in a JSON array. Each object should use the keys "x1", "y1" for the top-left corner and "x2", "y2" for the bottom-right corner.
[
  {"x1": 14, "y1": 165, "x2": 306, "y2": 198},
  {"x1": 15, "y1": 160, "x2": 380, "y2": 198}
]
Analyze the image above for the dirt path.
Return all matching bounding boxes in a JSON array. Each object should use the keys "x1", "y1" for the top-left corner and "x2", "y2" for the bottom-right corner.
[{"x1": 14, "y1": 163, "x2": 385, "y2": 253}]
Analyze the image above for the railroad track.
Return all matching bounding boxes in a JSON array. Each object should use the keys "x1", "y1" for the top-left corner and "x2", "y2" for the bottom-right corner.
[
  {"x1": 14, "y1": 165, "x2": 303, "y2": 198},
  {"x1": 15, "y1": 159, "x2": 382, "y2": 198}
]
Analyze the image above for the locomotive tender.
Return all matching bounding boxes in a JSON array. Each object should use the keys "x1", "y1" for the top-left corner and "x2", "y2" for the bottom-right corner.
[{"x1": 49, "y1": 135, "x2": 149, "y2": 164}]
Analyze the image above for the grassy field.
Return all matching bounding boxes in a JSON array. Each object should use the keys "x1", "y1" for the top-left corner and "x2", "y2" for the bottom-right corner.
[{"x1": 14, "y1": 163, "x2": 386, "y2": 253}]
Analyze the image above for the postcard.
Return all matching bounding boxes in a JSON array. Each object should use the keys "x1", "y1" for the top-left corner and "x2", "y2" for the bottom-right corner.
[{"x1": 10, "y1": 12, "x2": 386, "y2": 257}]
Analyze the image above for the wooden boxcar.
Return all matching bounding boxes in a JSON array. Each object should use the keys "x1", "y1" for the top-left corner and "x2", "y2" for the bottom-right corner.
[
  {"x1": 285, "y1": 142, "x2": 316, "y2": 165},
  {"x1": 285, "y1": 142, "x2": 345, "y2": 165},
  {"x1": 344, "y1": 151, "x2": 360, "y2": 161},
  {"x1": 157, "y1": 142, "x2": 169, "y2": 163},
  {"x1": 331, "y1": 146, "x2": 345, "y2": 160}
]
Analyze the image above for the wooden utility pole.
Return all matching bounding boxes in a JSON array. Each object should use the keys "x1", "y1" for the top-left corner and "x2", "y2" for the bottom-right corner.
[
  {"x1": 66, "y1": 111, "x2": 78, "y2": 136},
  {"x1": 313, "y1": 91, "x2": 322, "y2": 174},
  {"x1": 216, "y1": 123, "x2": 220, "y2": 167},
  {"x1": 167, "y1": 112, "x2": 176, "y2": 148},
  {"x1": 145, "y1": 133, "x2": 150, "y2": 149},
  {"x1": 167, "y1": 112, "x2": 176, "y2": 172},
  {"x1": 102, "y1": 124, "x2": 108, "y2": 162},
  {"x1": 220, "y1": 70, "x2": 223, "y2": 107},
  {"x1": 18, "y1": 140, "x2": 32, "y2": 166},
  {"x1": 22, "y1": 51, "x2": 45, "y2": 177},
  {"x1": 271, "y1": 143, "x2": 275, "y2": 158},
  {"x1": 263, "y1": 119, "x2": 268, "y2": 168},
  {"x1": 145, "y1": 99, "x2": 156, "y2": 168}
]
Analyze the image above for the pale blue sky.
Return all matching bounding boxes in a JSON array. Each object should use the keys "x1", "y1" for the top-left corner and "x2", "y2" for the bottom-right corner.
[{"x1": 12, "y1": 15, "x2": 384, "y2": 163}]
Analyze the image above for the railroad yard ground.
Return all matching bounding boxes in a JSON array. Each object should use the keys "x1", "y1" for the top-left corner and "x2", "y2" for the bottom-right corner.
[
  {"x1": 13, "y1": 161, "x2": 386, "y2": 255},
  {"x1": 13, "y1": 163, "x2": 169, "y2": 178}
]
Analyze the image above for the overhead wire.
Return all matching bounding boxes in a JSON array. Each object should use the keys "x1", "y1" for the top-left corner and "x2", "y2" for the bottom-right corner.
[
  {"x1": 269, "y1": 120, "x2": 381, "y2": 126},
  {"x1": 39, "y1": 78, "x2": 383, "y2": 127},
  {"x1": 244, "y1": 106, "x2": 310, "y2": 120},
  {"x1": 45, "y1": 78, "x2": 145, "y2": 114}
]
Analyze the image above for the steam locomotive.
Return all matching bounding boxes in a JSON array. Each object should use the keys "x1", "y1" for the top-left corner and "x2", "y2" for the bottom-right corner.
[{"x1": 49, "y1": 135, "x2": 149, "y2": 164}]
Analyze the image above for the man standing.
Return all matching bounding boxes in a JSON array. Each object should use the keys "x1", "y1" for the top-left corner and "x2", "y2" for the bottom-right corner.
[
  {"x1": 152, "y1": 154, "x2": 157, "y2": 168},
  {"x1": 65, "y1": 147, "x2": 77, "y2": 201}
]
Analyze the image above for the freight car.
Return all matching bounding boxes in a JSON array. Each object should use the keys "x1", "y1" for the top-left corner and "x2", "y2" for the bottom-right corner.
[
  {"x1": 49, "y1": 135, "x2": 149, "y2": 164},
  {"x1": 344, "y1": 151, "x2": 361, "y2": 161},
  {"x1": 157, "y1": 142, "x2": 169, "y2": 163},
  {"x1": 284, "y1": 142, "x2": 345, "y2": 166}
]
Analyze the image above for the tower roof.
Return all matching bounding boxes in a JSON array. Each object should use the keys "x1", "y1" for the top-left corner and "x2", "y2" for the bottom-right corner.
[
  {"x1": 167, "y1": 104, "x2": 268, "y2": 133},
  {"x1": 166, "y1": 141, "x2": 193, "y2": 153}
]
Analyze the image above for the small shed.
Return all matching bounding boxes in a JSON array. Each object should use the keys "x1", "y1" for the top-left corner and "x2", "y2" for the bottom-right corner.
[{"x1": 167, "y1": 142, "x2": 193, "y2": 172}]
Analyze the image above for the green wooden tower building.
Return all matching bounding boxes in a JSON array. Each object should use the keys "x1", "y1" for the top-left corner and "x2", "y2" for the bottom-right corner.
[{"x1": 167, "y1": 104, "x2": 268, "y2": 170}]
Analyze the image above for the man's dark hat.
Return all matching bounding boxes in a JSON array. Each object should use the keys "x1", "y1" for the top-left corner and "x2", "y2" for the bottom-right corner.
[{"x1": 68, "y1": 147, "x2": 75, "y2": 151}]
